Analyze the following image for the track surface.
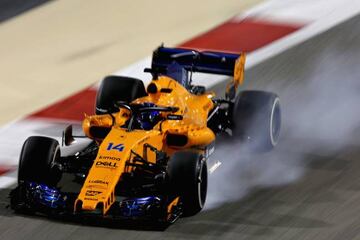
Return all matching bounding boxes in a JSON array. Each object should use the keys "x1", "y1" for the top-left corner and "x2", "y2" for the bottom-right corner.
[{"x1": 0, "y1": 12, "x2": 360, "y2": 240}]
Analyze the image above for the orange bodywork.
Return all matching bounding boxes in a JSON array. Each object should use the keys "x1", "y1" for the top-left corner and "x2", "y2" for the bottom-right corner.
[{"x1": 76, "y1": 76, "x2": 216, "y2": 214}]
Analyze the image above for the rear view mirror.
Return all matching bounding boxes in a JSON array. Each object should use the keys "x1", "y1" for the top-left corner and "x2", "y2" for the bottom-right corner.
[{"x1": 62, "y1": 125, "x2": 75, "y2": 146}]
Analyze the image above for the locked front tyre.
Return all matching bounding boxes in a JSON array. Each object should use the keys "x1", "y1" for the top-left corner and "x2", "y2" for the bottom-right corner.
[
  {"x1": 232, "y1": 90, "x2": 281, "y2": 151},
  {"x1": 168, "y1": 151, "x2": 207, "y2": 217}
]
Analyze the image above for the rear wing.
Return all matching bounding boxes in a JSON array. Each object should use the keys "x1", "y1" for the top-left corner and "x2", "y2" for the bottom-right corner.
[{"x1": 148, "y1": 46, "x2": 246, "y2": 100}]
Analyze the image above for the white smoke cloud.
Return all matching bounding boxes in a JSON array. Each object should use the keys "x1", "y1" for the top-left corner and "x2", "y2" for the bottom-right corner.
[
  {"x1": 205, "y1": 139, "x2": 305, "y2": 209},
  {"x1": 205, "y1": 45, "x2": 360, "y2": 209}
]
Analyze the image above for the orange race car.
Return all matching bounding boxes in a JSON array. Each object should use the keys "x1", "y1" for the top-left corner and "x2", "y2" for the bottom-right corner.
[{"x1": 10, "y1": 46, "x2": 281, "y2": 225}]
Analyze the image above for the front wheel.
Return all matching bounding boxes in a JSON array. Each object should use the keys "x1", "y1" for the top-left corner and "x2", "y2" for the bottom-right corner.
[
  {"x1": 167, "y1": 151, "x2": 207, "y2": 216},
  {"x1": 232, "y1": 90, "x2": 281, "y2": 151},
  {"x1": 18, "y1": 136, "x2": 62, "y2": 186}
]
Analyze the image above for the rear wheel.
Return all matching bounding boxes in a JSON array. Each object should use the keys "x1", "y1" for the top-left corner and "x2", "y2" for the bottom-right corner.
[
  {"x1": 168, "y1": 151, "x2": 207, "y2": 216},
  {"x1": 232, "y1": 90, "x2": 281, "y2": 151},
  {"x1": 95, "y1": 75, "x2": 147, "y2": 114},
  {"x1": 18, "y1": 136, "x2": 62, "y2": 186}
]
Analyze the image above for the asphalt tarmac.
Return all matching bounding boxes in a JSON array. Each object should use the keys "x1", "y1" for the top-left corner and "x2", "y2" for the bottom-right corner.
[{"x1": 0, "y1": 11, "x2": 359, "y2": 240}]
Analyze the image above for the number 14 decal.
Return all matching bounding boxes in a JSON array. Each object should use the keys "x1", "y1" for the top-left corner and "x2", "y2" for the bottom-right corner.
[{"x1": 106, "y1": 143, "x2": 125, "y2": 152}]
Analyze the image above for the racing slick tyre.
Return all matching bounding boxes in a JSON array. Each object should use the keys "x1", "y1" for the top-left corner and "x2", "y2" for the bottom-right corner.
[
  {"x1": 168, "y1": 151, "x2": 207, "y2": 217},
  {"x1": 232, "y1": 90, "x2": 281, "y2": 151},
  {"x1": 95, "y1": 75, "x2": 147, "y2": 114},
  {"x1": 18, "y1": 136, "x2": 62, "y2": 186}
]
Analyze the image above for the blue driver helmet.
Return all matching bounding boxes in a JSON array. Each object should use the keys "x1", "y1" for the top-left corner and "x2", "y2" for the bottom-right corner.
[{"x1": 136, "y1": 102, "x2": 160, "y2": 130}]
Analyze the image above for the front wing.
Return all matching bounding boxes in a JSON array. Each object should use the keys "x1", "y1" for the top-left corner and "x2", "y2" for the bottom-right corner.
[{"x1": 10, "y1": 181, "x2": 182, "y2": 224}]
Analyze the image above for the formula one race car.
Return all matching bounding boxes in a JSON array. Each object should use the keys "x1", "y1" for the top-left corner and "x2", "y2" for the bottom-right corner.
[{"x1": 10, "y1": 46, "x2": 281, "y2": 225}]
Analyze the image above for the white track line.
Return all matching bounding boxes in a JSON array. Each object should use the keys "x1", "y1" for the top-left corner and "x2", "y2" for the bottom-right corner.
[
  {"x1": 0, "y1": 171, "x2": 17, "y2": 189},
  {"x1": 237, "y1": 0, "x2": 354, "y2": 24},
  {"x1": 246, "y1": 1, "x2": 360, "y2": 69}
]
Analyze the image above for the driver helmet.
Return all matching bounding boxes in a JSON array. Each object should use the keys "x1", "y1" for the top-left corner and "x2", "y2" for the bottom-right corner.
[{"x1": 137, "y1": 102, "x2": 160, "y2": 130}]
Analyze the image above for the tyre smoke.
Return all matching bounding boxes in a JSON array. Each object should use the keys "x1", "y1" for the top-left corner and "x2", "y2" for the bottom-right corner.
[{"x1": 205, "y1": 44, "x2": 360, "y2": 209}]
